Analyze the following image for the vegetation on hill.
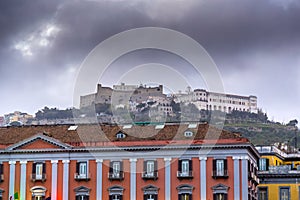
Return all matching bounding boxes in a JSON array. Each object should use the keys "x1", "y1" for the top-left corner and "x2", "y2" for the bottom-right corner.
[{"x1": 34, "y1": 104, "x2": 299, "y2": 147}]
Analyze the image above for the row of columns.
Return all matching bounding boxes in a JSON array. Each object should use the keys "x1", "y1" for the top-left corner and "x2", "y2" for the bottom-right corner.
[{"x1": 7, "y1": 156, "x2": 249, "y2": 200}]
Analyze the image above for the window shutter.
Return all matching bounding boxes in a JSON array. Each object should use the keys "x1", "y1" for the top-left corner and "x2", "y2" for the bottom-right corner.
[
  {"x1": 75, "y1": 196, "x2": 80, "y2": 200},
  {"x1": 178, "y1": 194, "x2": 181, "y2": 200},
  {"x1": 224, "y1": 194, "x2": 228, "y2": 200},
  {"x1": 143, "y1": 194, "x2": 147, "y2": 200},
  {"x1": 86, "y1": 196, "x2": 90, "y2": 200},
  {"x1": 154, "y1": 194, "x2": 158, "y2": 200},
  {"x1": 144, "y1": 160, "x2": 147, "y2": 172},
  {"x1": 189, "y1": 194, "x2": 192, "y2": 200},
  {"x1": 109, "y1": 162, "x2": 113, "y2": 173},
  {"x1": 109, "y1": 195, "x2": 113, "y2": 200},
  {"x1": 76, "y1": 162, "x2": 80, "y2": 174},
  {"x1": 0, "y1": 164, "x2": 3, "y2": 175},
  {"x1": 178, "y1": 160, "x2": 182, "y2": 172},
  {"x1": 189, "y1": 159, "x2": 193, "y2": 171},
  {"x1": 120, "y1": 161, "x2": 124, "y2": 173},
  {"x1": 213, "y1": 194, "x2": 217, "y2": 200},
  {"x1": 154, "y1": 160, "x2": 158, "y2": 173},
  {"x1": 266, "y1": 159, "x2": 269, "y2": 170},
  {"x1": 43, "y1": 163, "x2": 46, "y2": 174},
  {"x1": 119, "y1": 195, "x2": 123, "y2": 200},
  {"x1": 32, "y1": 163, "x2": 36, "y2": 173},
  {"x1": 213, "y1": 160, "x2": 216, "y2": 172},
  {"x1": 224, "y1": 159, "x2": 228, "y2": 171}
]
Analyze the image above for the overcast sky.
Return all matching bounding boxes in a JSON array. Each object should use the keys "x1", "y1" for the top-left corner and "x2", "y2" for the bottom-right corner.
[{"x1": 0, "y1": 0, "x2": 299, "y2": 123}]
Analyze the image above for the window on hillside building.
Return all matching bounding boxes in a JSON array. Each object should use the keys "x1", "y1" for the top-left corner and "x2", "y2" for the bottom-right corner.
[
  {"x1": 279, "y1": 187, "x2": 290, "y2": 200},
  {"x1": 213, "y1": 159, "x2": 228, "y2": 178},
  {"x1": 258, "y1": 187, "x2": 268, "y2": 200},
  {"x1": 30, "y1": 186, "x2": 46, "y2": 200},
  {"x1": 259, "y1": 158, "x2": 269, "y2": 171},
  {"x1": 75, "y1": 195, "x2": 89, "y2": 200}
]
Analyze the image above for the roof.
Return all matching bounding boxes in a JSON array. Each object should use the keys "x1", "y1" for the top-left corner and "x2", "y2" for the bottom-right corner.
[{"x1": 0, "y1": 123, "x2": 248, "y2": 148}]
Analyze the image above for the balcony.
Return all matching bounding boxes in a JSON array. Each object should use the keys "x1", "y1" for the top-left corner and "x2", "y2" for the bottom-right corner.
[
  {"x1": 0, "y1": 174, "x2": 3, "y2": 182},
  {"x1": 142, "y1": 171, "x2": 158, "y2": 180},
  {"x1": 212, "y1": 170, "x2": 228, "y2": 179},
  {"x1": 74, "y1": 173, "x2": 91, "y2": 181},
  {"x1": 177, "y1": 171, "x2": 193, "y2": 179},
  {"x1": 108, "y1": 172, "x2": 124, "y2": 180},
  {"x1": 30, "y1": 173, "x2": 46, "y2": 182}
]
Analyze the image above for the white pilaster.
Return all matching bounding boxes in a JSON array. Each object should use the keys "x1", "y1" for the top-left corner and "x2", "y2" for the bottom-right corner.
[
  {"x1": 20, "y1": 160, "x2": 27, "y2": 200},
  {"x1": 62, "y1": 160, "x2": 70, "y2": 200},
  {"x1": 9, "y1": 161, "x2": 16, "y2": 199},
  {"x1": 241, "y1": 156, "x2": 249, "y2": 200},
  {"x1": 130, "y1": 158, "x2": 137, "y2": 200},
  {"x1": 96, "y1": 159, "x2": 103, "y2": 200},
  {"x1": 199, "y1": 157, "x2": 207, "y2": 200},
  {"x1": 164, "y1": 158, "x2": 172, "y2": 200},
  {"x1": 51, "y1": 160, "x2": 58, "y2": 200},
  {"x1": 232, "y1": 156, "x2": 240, "y2": 200}
]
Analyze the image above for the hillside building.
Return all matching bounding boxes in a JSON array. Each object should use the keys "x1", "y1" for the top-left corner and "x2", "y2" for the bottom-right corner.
[{"x1": 174, "y1": 89, "x2": 258, "y2": 113}]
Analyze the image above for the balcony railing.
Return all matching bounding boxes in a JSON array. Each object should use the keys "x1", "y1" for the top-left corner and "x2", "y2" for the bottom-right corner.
[
  {"x1": 212, "y1": 170, "x2": 228, "y2": 179},
  {"x1": 177, "y1": 171, "x2": 193, "y2": 179},
  {"x1": 74, "y1": 173, "x2": 91, "y2": 181},
  {"x1": 30, "y1": 173, "x2": 46, "y2": 182},
  {"x1": 108, "y1": 172, "x2": 124, "y2": 180},
  {"x1": 142, "y1": 171, "x2": 158, "y2": 180}
]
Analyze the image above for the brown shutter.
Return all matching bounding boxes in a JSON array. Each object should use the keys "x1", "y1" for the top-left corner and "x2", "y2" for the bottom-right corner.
[{"x1": 32, "y1": 163, "x2": 36, "y2": 173}]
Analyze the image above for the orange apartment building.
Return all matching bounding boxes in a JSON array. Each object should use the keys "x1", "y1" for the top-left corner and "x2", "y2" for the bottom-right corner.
[{"x1": 0, "y1": 123, "x2": 259, "y2": 200}]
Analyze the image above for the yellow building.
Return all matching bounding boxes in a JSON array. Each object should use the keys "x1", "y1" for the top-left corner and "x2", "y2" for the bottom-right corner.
[{"x1": 256, "y1": 145, "x2": 300, "y2": 200}]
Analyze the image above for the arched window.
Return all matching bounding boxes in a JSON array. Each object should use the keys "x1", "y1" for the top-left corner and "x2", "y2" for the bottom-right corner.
[
  {"x1": 108, "y1": 185, "x2": 124, "y2": 200},
  {"x1": 142, "y1": 185, "x2": 159, "y2": 200},
  {"x1": 74, "y1": 186, "x2": 90, "y2": 200},
  {"x1": 30, "y1": 186, "x2": 46, "y2": 200},
  {"x1": 177, "y1": 184, "x2": 194, "y2": 200},
  {"x1": 212, "y1": 183, "x2": 229, "y2": 200}
]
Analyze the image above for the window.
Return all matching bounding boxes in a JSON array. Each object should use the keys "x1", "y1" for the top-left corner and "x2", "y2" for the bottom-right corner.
[
  {"x1": 0, "y1": 163, "x2": 3, "y2": 182},
  {"x1": 184, "y1": 131, "x2": 193, "y2": 137},
  {"x1": 212, "y1": 184, "x2": 229, "y2": 200},
  {"x1": 213, "y1": 193, "x2": 227, "y2": 200},
  {"x1": 31, "y1": 162, "x2": 46, "y2": 181},
  {"x1": 0, "y1": 188, "x2": 3, "y2": 200},
  {"x1": 108, "y1": 161, "x2": 124, "y2": 180},
  {"x1": 177, "y1": 184, "x2": 193, "y2": 200},
  {"x1": 30, "y1": 186, "x2": 46, "y2": 200},
  {"x1": 75, "y1": 161, "x2": 89, "y2": 180},
  {"x1": 116, "y1": 131, "x2": 126, "y2": 139},
  {"x1": 142, "y1": 160, "x2": 158, "y2": 179},
  {"x1": 258, "y1": 187, "x2": 268, "y2": 200},
  {"x1": 108, "y1": 186, "x2": 124, "y2": 200},
  {"x1": 213, "y1": 159, "x2": 228, "y2": 178},
  {"x1": 143, "y1": 185, "x2": 159, "y2": 200},
  {"x1": 74, "y1": 186, "x2": 90, "y2": 200},
  {"x1": 259, "y1": 158, "x2": 269, "y2": 171},
  {"x1": 279, "y1": 187, "x2": 290, "y2": 200},
  {"x1": 177, "y1": 160, "x2": 193, "y2": 178}
]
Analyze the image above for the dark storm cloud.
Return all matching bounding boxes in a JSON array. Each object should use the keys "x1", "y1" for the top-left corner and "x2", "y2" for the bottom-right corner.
[{"x1": 0, "y1": 0, "x2": 299, "y2": 121}]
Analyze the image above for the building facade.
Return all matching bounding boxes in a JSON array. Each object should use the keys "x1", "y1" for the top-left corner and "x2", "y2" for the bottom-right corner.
[
  {"x1": 80, "y1": 84, "x2": 165, "y2": 109},
  {"x1": 256, "y1": 145, "x2": 300, "y2": 200},
  {"x1": 0, "y1": 123, "x2": 259, "y2": 200},
  {"x1": 174, "y1": 89, "x2": 258, "y2": 114}
]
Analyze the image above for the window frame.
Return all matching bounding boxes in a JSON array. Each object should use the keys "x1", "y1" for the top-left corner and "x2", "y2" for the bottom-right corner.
[
  {"x1": 258, "y1": 187, "x2": 268, "y2": 200},
  {"x1": 279, "y1": 187, "x2": 290, "y2": 200}
]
